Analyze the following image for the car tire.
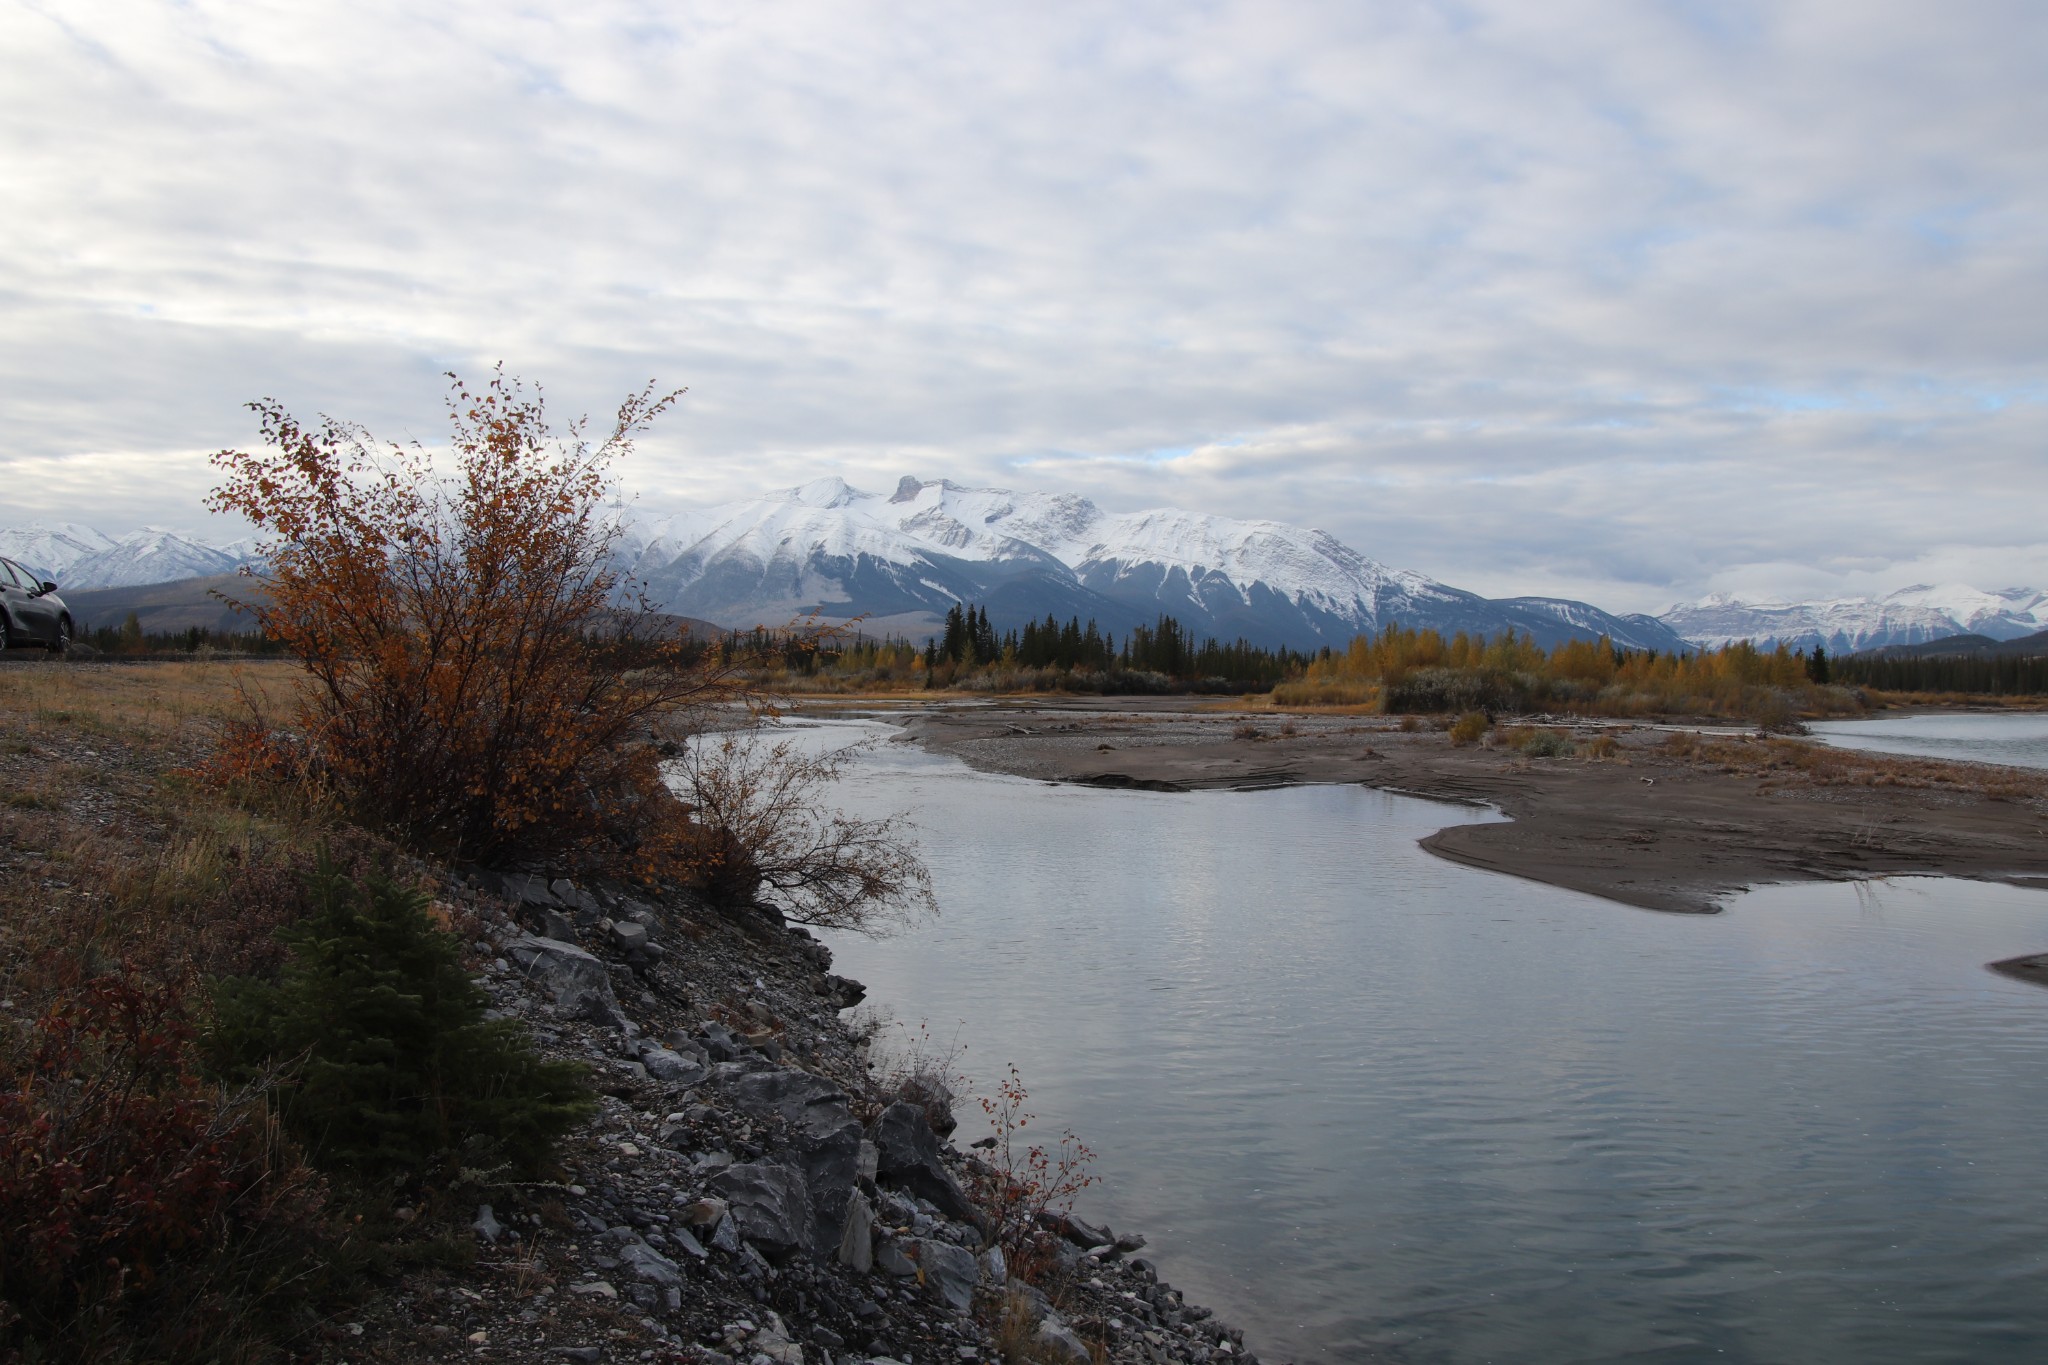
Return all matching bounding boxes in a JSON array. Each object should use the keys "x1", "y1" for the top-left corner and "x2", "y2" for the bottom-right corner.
[
  {"x1": 48, "y1": 616, "x2": 70, "y2": 656},
  {"x1": 0, "y1": 610, "x2": 16, "y2": 651}
]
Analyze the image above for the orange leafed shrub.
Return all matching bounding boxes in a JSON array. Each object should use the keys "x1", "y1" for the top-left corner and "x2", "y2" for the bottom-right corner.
[{"x1": 208, "y1": 370, "x2": 739, "y2": 871}]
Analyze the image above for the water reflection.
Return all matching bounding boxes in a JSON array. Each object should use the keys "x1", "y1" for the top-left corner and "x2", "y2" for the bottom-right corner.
[{"x1": 783, "y1": 720, "x2": 2048, "y2": 1363}]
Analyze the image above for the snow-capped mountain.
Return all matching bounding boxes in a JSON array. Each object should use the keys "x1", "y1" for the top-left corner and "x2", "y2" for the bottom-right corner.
[
  {"x1": 0, "y1": 525, "x2": 258, "y2": 589},
  {"x1": 1878, "y1": 584, "x2": 2048, "y2": 640},
  {"x1": 616, "y1": 476, "x2": 1690, "y2": 652},
  {"x1": 1657, "y1": 586, "x2": 2048, "y2": 654}
]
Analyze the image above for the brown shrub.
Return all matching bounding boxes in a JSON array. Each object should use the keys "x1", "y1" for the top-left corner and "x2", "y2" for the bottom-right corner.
[{"x1": 207, "y1": 369, "x2": 743, "y2": 875}]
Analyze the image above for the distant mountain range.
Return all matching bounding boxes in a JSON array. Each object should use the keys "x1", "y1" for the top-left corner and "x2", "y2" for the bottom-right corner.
[
  {"x1": 602, "y1": 477, "x2": 1688, "y2": 652},
  {"x1": 0, "y1": 523, "x2": 259, "y2": 590},
  {"x1": 1658, "y1": 586, "x2": 2048, "y2": 655},
  {"x1": 9, "y1": 485, "x2": 2044, "y2": 657}
]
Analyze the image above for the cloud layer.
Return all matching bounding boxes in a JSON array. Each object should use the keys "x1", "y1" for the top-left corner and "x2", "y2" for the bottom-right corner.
[{"x1": 3, "y1": 0, "x2": 2043, "y2": 611}]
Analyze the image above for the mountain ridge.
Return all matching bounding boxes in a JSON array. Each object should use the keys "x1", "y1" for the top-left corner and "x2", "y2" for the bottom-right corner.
[{"x1": 15, "y1": 483, "x2": 2038, "y2": 656}]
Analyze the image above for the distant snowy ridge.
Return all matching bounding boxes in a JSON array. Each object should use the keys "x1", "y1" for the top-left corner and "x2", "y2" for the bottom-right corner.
[
  {"x1": 613, "y1": 476, "x2": 1690, "y2": 652},
  {"x1": 0, "y1": 524, "x2": 259, "y2": 590},
  {"x1": 1658, "y1": 586, "x2": 2048, "y2": 654},
  {"x1": 27, "y1": 487, "x2": 2038, "y2": 657}
]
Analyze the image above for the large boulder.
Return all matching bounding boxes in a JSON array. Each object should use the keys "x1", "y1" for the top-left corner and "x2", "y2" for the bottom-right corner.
[
  {"x1": 870, "y1": 1102, "x2": 977, "y2": 1223},
  {"x1": 706, "y1": 1161, "x2": 813, "y2": 1262},
  {"x1": 912, "y1": 1238, "x2": 980, "y2": 1312},
  {"x1": 503, "y1": 934, "x2": 621, "y2": 1026},
  {"x1": 724, "y1": 1069, "x2": 865, "y2": 1252}
]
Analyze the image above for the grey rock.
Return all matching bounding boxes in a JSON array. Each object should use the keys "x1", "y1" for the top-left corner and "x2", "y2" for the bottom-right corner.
[
  {"x1": 857, "y1": 1139, "x2": 880, "y2": 1184},
  {"x1": 822, "y1": 973, "x2": 866, "y2": 1008},
  {"x1": 550, "y1": 878, "x2": 602, "y2": 915},
  {"x1": 874, "y1": 1238, "x2": 917, "y2": 1278},
  {"x1": 504, "y1": 934, "x2": 622, "y2": 1026},
  {"x1": 640, "y1": 1047, "x2": 710, "y2": 1087},
  {"x1": 497, "y1": 872, "x2": 560, "y2": 909},
  {"x1": 551, "y1": 1349, "x2": 603, "y2": 1363},
  {"x1": 473, "y1": 1204, "x2": 503, "y2": 1243},
  {"x1": 532, "y1": 906, "x2": 578, "y2": 942},
  {"x1": 711, "y1": 1212, "x2": 743, "y2": 1254},
  {"x1": 680, "y1": 1197, "x2": 729, "y2": 1228},
  {"x1": 698, "y1": 1020, "x2": 743, "y2": 1062},
  {"x1": 870, "y1": 1102, "x2": 978, "y2": 1223},
  {"x1": 707, "y1": 1161, "x2": 813, "y2": 1261},
  {"x1": 669, "y1": 1225, "x2": 708, "y2": 1259},
  {"x1": 725, "y1": 1069, "x2": 865, "y2": 1250},
  {"x1": 604, "y1": 1228, "x2": 683, "y2": 1287},
  {"x1": 1061, "y1": 1214, "x2": 1113, "y2": 1249},
  {"x1": 837, "y1": 1188, "x2": 874, "y2": 1273},
  {"x1": 663, "y1": 1030, "x2": 711, "y2": 1061},
  {"x1": 915, "y1": 1238, "x2": 980, "y2": 1311},
  {"x1": 979, "y1": 1245, "x2": 1007, "y2": 1286},
  {"x1": 1035, "y1": 1315, "x2": 1092, "y2": 1365},
  {"x1": 609, "y1": 919, "x2": 650, "y2": 954}
]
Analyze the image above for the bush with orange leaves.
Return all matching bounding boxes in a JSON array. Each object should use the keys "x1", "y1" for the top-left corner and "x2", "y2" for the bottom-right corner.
[{"x1": 208, "y1": 370, "x2": 740, "y2": 874}]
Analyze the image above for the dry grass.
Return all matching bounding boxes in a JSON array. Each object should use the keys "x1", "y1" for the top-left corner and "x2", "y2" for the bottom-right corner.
[
  {"x1": 0, "y1": 660, "x2": 365, "y2": 1009},
  {"x1": 1659, "y1": 729, "x2": 2048, "y2": 800},
  {"x1": 0, "y1": 658, "x2": 298, "y2": 747}
]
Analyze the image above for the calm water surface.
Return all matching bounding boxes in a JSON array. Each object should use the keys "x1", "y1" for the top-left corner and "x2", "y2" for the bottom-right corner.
[
  {"x1": 1808, "y1": 712, "x2": 2048, "y2": 770},
  {"x1": 787, "y1": 720, "x2": 2048, "y2": 1364}
]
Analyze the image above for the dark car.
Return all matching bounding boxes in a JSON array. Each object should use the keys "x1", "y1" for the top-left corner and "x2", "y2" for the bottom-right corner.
[{"x1": 0, "y1": 557, "x2": 71, "y2": 652}]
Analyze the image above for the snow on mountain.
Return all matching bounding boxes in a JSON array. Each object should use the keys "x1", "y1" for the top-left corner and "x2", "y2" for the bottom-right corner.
[
  {"x1": 0, "y1": 524, "x2": 119, "y2": 581},
  {"x1": 0, "y1": 523, "x2": 255, "y2": 589},
  {"x1": 1658, "y1": 591, "x2": 1980, "y2": 654},
  {"x1": 619, "y1": 477, "x2": 1685, "y2": 651},
  {"x1": 1878, "y1": 584, "x2": 2048, "y2": 640},
  {"x1": 67, "y1": 529, "x2": 248, "y2": 589}
]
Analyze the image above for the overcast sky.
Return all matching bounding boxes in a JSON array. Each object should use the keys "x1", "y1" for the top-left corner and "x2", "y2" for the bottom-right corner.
[{"x1": 3, "y1": 0, "x2": 2043, "y2": 612}]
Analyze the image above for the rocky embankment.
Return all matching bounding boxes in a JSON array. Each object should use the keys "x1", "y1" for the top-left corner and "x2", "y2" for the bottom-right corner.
[{"x1": 329, "y1": 870, "x2": 1264, "y2": 1365}]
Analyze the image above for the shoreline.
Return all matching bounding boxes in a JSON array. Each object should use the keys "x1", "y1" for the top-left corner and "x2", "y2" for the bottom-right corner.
[{"x1": 793, "y1": 695, "x2": 2048, "y2": 926}]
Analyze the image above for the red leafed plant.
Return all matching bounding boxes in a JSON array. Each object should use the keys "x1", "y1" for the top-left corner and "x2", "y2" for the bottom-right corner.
[
  {"x1": 967, "y1": 1063, "x2": 1098, "y2": 1282},
  {"x1": 0, "y1": 970, "x2": 325, "y2": 1359}
]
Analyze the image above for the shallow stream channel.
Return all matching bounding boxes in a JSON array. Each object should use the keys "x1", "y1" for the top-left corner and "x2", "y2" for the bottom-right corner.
[{"x1": 786, "y1": 717, "x2": 2048, "y2": 1363}]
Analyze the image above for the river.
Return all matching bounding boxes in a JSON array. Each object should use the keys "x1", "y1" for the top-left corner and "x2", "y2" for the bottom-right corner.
[
  {"x1": 789, "y1": 718, "x2": 2048, "y2": 1364},
  {"x1": 1808, "y1": 712, "x2": 2048, "y2": 771}
]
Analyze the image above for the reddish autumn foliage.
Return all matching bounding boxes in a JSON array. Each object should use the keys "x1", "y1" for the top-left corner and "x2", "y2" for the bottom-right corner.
[
  {"x1": 967, "y1": 1064, "x2": 1098, "y2": 1282},
  {"x1": 208, "y1": 370, "x2": 740, "y2": 872},
  {"x1": 0, "y1": 972, "x2": 325, "y2": 1359}
]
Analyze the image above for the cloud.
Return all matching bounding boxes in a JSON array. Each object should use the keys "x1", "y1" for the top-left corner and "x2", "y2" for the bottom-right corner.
[{"x1": 2, "y1": 0, "x2": 2043, "y2": 612}]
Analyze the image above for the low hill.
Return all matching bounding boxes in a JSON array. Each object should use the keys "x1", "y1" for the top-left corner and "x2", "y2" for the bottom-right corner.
[
  {"x1": 65, "y1": 575, "x2": 263, "y2": 635},
  {"x1": 1859, "y1": 629, "x2": 2048, "y2": 661}
]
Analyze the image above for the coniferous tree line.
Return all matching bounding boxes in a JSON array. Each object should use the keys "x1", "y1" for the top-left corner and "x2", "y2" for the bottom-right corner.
[
  {"x1": 1832, "y1": 650, "x2": 2048, "y2": 695},
  {"x1": 918, "y1": 602, "x2": 1309, "y2": 690}
]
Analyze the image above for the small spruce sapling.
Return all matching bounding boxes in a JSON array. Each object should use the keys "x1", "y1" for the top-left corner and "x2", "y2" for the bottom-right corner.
[{"x1": 207, "y1": 857, "x2": 593, "y2": 1183}]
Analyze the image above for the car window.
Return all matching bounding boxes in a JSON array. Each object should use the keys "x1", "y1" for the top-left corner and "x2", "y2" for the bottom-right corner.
[{"x1": 0, "y1": 560, "x2": 25, "y2": 590}]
